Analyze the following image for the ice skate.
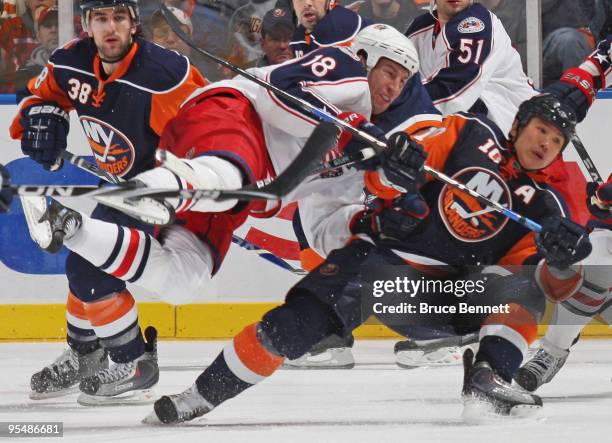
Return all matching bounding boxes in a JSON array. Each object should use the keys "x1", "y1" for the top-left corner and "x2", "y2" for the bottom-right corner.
[
  {"x1": 30, "y1": 347, "x2": 108, "y2": 399},
  {"x1": 284, "y1": 334, "x2": 355, "y2": 369},
  {"x1": 22, "y1": 197, "x2": 82, "y2": 253},
  {"x1": 461, "y1": 349, "x2": 542, "y2": 422},
  {"x1": 143, "y1": 384, "x2": 215, "y2": 425},
  {"x1": 514, "y1": 343, "x2": 570, "y2": 392},
  {"x1": 394, "y1": 332, "x2": 479, "y2": 369},
  {"x1": 77, "y1": 327, "x2": 159, "y2": 406}
]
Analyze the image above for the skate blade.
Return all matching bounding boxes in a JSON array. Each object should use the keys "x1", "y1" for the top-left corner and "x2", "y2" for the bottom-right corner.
[
  {"x1": 29, "y1": 386, "x2": 80, "y2": 400},
  {"x1": 283, "y1": 349, "x2": 355, "y2": 370},
  {"x1": 395, "y1": 349, "x2": 463, "y2": 369},
  {"x1": 77, "y1": 388, "x2": 156, "y2": 406},
  {"x1": 141, "y1": 410, "x2": 164, "y2": 425},
  {"x1": 21, "y1": 196, "x2": 53, "y2": 249},
  {"x1": 461, "y1": 397, "x2": 544, "y2": 424}
]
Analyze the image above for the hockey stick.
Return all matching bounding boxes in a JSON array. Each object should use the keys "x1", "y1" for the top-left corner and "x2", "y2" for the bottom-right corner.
[
  {"x1": 54, "y1": 150, "x2": 308, "y2": 274},
  {"x1": 1, "y1": 122, "x2": 338, "y2": 214},
  {"x1": 159, "y1": 3, "x2": 386, "y2": 153},
  {"x1": 158, "y1": 3, "x2": 545, "y2": 233},
  {"x1": 231, "y1": 234, "x2": 306, "y2": 275},
  {"x1": 571, "y1": 134, "x2": 604, "y2": 184}
]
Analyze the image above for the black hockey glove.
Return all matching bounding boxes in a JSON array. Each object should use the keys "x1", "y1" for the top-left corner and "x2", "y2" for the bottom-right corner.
[
  {"x1": 337, "y1": 112, "x2": 387, "y2": 170},
  {"x1": 351, "y1": 193, "x2": 429, "y2": 242},
  {"x1": 535, "y1": 215, "x2": 592, "y2": 270},
  {"x1": 379, "y1": 131, "x2": 427, "y2": 194},
  {"x1": 20, "y1": 102, "x2": 69, "y2": 170},
  {"x1": 0, "y1": 164, "x2": 13, "y2": 213}
]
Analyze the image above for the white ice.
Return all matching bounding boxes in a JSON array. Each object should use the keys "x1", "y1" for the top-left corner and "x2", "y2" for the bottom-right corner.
[{"x1": 1, "y1": 339, "x2": 611, "y2": 442}]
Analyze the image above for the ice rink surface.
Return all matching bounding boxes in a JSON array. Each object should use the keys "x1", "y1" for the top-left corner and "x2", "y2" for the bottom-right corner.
[{"x1": 1, "y1": 338, "x2": 611, "y2": 442}]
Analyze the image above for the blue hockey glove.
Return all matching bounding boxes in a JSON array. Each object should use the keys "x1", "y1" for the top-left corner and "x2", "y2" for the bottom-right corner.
[
  {"x1": 20, "y1": 102, "x2": 69, "y2": 170},
  {"x1": 379, "y1": 131, "x2": 427, "y2": 194}
]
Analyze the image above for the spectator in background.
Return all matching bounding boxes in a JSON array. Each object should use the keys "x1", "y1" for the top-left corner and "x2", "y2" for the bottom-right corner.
[
  {"x1": 141, "y1": 0, "x2": 229, "y2": 56},
  {"x1": 150, "y1": 6, "x2": 193, "y2": 56},
  {"x1": 541, "y1": 0, "x2": 598, "y2": 86},
  {"x1": 256, "y1": 6, "x2": 294, "y2": 66},
  {"x1": 226, "y1": 0, "x2": 276, "y2": 67},
  {"x1": 149, "y1": 5, "x2": 222, "y2": 81},
  {"x1": 14, "y1": 5, "x2": 58, "y2": 90},
  {"x1": 0, "y1": 0, "x2": 56, "y2": 92},
  {"x1": 349, "y1": 0, "x2": 422, "y2": 32}
]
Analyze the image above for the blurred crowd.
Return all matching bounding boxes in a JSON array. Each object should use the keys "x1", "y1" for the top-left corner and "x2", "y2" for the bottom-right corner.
[{"x1": 1, "y1": 0, "x2": 611, "y2": 93}]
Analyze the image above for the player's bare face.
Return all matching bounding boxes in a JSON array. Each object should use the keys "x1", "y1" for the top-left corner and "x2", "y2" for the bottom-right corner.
[
  {"x1": 513, "y1": 117, "x2": 565, "y2": 170},
  {"x1": 368, "y1": 58, "x2": 410, "y2": 116},
  {"x1": 436, "y1": 0, "x2": 472, "y2": 23},
  {"x1": 293, "y1": 0, "x2": 328, "y2": 31},
  {"x1": 88, "y1": 7, "x2": 135, "y2": 61}
]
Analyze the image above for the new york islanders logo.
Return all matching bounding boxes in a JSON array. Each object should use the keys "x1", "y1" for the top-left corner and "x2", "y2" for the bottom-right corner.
[
  {"x1": 79, "y1": 116, "x2": 135, "y2": 177},
  {"x1": 438, "y1": 167, "x2": 511, "y2": 242}
]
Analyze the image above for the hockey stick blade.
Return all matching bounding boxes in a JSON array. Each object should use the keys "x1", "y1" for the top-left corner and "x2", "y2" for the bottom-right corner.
[
  {"x1": 253, "y1": 122, "x2": 339, "y2": 196},
  {"x1": 125, "y1": 122, "x2": 338, "y2": 202}
]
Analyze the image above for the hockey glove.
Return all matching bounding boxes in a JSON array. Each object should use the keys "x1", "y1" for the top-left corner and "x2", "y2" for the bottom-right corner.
[
  {"x1": 0, "y1": 164, "x2": 12, "y2": 213},
  {"x1": 586, "y1": 177, "x2": 612, "y2": 220},
  {"x1": 20, "y1": 102, "x2": 69, "y2": 170},
  {"x1": 545, "y1": 36, "x2": 611, "y2": 122},
  {"x1": 379, "y1": 131, "x2": 427, "y2": 194},
  {"x1": 351, "y1": 193, "x2": 429, "y2": 242},
  {"x1": 535, "y1": 215, "x2": 592, "y2": 270},
  {"x1": 336, "y1": 112, "x2": 387, "y2": 170}
]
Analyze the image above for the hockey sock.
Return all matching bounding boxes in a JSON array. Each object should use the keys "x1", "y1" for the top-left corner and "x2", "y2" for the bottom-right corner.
[
  {"x1": 66, "y1": 291, "x2": 100, "y2": 355},
  {"x1": 195, "y1": 323, "x2": 284, "y2": 406},
  {"x1": 83, "y1": 290, "x2": 145, "y2": 363},
  {"x1": 475, "y1": 336, "x2": 523, "y2": 382},
  {"x1": 543, "y1": 302, "x2": 591, "y2": 351},
  {"x1": 65, "y1": 215, "x2": 155, "y2": 284},
  {"x1": 478, "y1": 303, "x2": 538, "y2": 382}
]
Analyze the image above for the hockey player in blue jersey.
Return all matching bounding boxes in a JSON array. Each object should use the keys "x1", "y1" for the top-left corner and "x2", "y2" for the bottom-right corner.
[{"x1": 9, "y1": 0, "x2": 206, "y2": 405}]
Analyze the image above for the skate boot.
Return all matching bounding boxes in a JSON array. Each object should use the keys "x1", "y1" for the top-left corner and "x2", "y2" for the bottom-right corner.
[
  {"x1": 22, "y1": 197, "x2": 82, "y2": 253},
  {"x1": 30, "y1": 347, "x2": 109, "y2": 399},
  {"x1": 461, "y1": 349, "x2": 542, "y2": 422},
  {"x1": 77, "y1": 327, "x2": 159, "y2": 406},
  {"x1": 514, "y1": 342, "x2": 570, "y2": 392},
  {"x1": 143, "y1": 385, "x2": 215, "y2": 425},
  {"x1": 394, "y1": 332, "x2": 479, "y2": 369},
  {"x1": 284, "y1": 334, "x2": 355, "y2": 369}
]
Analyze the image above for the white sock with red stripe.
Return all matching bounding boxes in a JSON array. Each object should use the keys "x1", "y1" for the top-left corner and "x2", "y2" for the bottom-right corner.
[
  {"x1": 65, "y1": 215, "x2": 153, "y2": 283},
  {"x1": 543, "y1": 303, "x2": 590, "y2": 351}
]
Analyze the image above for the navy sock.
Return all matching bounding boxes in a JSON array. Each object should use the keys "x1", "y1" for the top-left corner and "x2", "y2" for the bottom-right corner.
[{"x1": 475, "y1": 335, "x2": 523, "y2": 382}]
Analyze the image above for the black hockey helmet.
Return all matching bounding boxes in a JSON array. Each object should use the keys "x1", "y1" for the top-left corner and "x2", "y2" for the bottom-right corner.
[
  {"x1": 515, "y1": 93, "x2": 577, "y2": 150},
  {"x1": 80, "y1": 0, "x2": 140, "y2": 29}
]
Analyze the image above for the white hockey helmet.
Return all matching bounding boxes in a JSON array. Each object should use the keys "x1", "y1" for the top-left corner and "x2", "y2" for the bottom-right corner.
[{"x1": 352, "y1": 24, "x2": 419, "y2": 75}]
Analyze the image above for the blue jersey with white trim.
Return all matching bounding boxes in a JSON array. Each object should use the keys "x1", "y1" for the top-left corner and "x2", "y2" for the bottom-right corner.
[
  {"x1": 406, "y1": 3, "x2": 536, "y2": 135},
  {"x1": 11, "y1": 37, "x2": 206, "y2": 179}
]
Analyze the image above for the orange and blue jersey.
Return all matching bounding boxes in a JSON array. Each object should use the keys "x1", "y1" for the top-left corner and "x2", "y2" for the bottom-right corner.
[{"x1": 10, "y1": 36, "x2": 206, "y2": 178}]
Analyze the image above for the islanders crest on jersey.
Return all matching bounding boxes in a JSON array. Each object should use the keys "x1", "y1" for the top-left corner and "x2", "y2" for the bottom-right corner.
[
  {"x1": 79, "y1": 116, "x2": 136, "y2": 177},
  {"x1": 438, "y1": 166, "x2": 512, "y2": 242}
]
